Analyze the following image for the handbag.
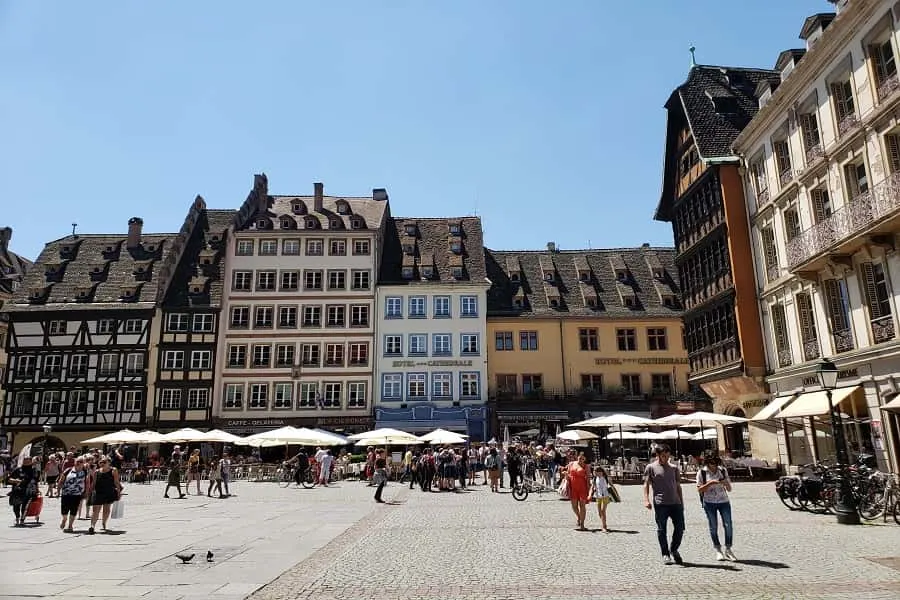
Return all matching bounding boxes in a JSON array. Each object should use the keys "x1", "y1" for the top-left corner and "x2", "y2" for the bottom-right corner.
[
  {"x1": 557, "y1": 478, "x2": 569, "y2": 500},
  {"x1": 608, "y1": 483, "x2": 621, "y2": 503},
  {"x1": 111, "y1": 500, "x2": 124, "y2": 519}
]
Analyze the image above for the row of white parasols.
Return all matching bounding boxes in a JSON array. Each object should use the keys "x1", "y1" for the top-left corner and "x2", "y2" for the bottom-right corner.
[
  {"x1": 556, "y1": 411, "x2": 749, "y2": 443},
  {"x1": 81, "y1": 427, "x2": 469, "y2": 448}
]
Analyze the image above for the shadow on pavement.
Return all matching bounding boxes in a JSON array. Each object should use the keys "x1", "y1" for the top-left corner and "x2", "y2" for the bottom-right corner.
[
  {"x1": 736, "y1": 559, "x2": 790, "y2": 569},
  {"x1": 680, "y1": 562, "x2": 740, "y2": 571}
]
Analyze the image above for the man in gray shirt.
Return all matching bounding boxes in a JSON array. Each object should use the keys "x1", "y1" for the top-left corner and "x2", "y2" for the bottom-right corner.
[{"x1": 642, "y1": 444, "x2": 685, "y2": 565}]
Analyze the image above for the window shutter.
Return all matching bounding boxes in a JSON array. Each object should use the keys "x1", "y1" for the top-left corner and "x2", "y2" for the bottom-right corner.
[
  {"x1": 831, "y1": 82, "x2": 852, "y2": 120},
  {"x1": 799, "y1": 113, "x2": 820, "y2": 149},
  {"x1": 783, "y1": 209, "x2": 801, "y2": 241},
  {"x1": 886, "y1": 134, "x2": 900, "y2": 173},
  {"x1": 762, "y1": 228, "x2": 778, "y2": 269},
  {"x1": 773, "y1": 140, "x2": 791, "y2": 173},
  {"x1": 771, "y1": 304, "x2": 789, "y2": 351},
  {"x1": 796, "y1": 292, "x2": 817, "y2": 341},
  {"x1": 859, "y1": 262, "x2": 884, "y2": 318},
  {"x1": 811, "y1": 189, "x2": 828, "y2": 223},
  {"x1": 823, "y1": 278, "x2": 850, "y2": 330},
  {"x1": 871, "y1": 44, "x2": 889, "y2": 83}
]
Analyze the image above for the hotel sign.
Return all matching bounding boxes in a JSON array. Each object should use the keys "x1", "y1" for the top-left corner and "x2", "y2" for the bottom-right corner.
[
  {"x1": 392, "y1": 360, "x2": 474, "y2": 368},
  {"x1": 594, "y1": 357, "x2": 689, "y2": 366}
]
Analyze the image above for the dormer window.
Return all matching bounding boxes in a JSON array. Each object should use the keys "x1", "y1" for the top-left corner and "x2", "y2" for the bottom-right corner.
[
  {"x1": 422, "y1": 266, "x2": 434, "y2": 279},
  {"x1": 350, "y1": 218, "x2": 363, "y2": 229},
  {"x1": 29, "y1": 287, "x2": 46, "y2": 301},
  {"x1": 145, "y1": 243, "x2": 157, "y2": 252},
  {"x1": 190, "y1": 284, "x2": 204, "y2": 294},
  {"x1": 402, "y1": 243, "x2": 415, "y2": 255},
  {"x1": 104, "y1": 245, "x2": 116, "y2": 254},
  {"x1": 336, "y1": 201, "x2": 350, "y2": 215},
  {"x1": 449, "y1": 223, "x2": 461, "y2": 236},
  {"x1": 280, "y1": 217, "x2": 294, "y2": 229},
  {"x1": 549, "y1": 299, "x2": 560, "y2": 308},
  {"x1": 404, "y1": 224, "x2": 417, "y2": 236},
  {"x1": 201, "y1": 257, "x2": 212, "y2": 265},
  {"x1": 60, "y1": 244, "x2": 74, "y2": 257},
  {"x1": 586, "y1": 297, "x2": 596, "y2": 308},
  {"x1": 513, "y1": 298, "x2": 523, "y2": 308},
  {"x1": 121, "y1": 287, "x2": 138, "y2": 301},
  {"x1": 292, "y1": 202, "x2": 305, "y2": 215},
  {"x1": 450, "y1": 241, "x2": 462, "y2": 254},
  {"x1": 330, "y1": 218, "x2": 342, "y2": 229},
  {"x1": 663, "y1": 297, "x2": 675, "y2": 308},
  {"x1": 76, "y1": 288, "x2": 91, "y2": 300},
  {"x1": 401, "y1": 266, "x2": 414, "y2": 279},
  {"x1": 616, "y1": 270, "x2": 628, "y2": 282},
  {"x1": 304, "y1": 217, "x2": 318, "y2": 229},
  {"x1": 624, "y1": 296, "x2": 636, "y2": 308},
  {"x1": 451, "y1": 267, "x2": 464, "y2": 279},
  {"x1": 209, "y1": 233, "x2": 221, "y2": 242},
  {"x1": 544, "y1": 272, "x2": 554, "y2": 283},
  {"x1": 579, "y1": 271, "x2": 589, "y2": 282}
]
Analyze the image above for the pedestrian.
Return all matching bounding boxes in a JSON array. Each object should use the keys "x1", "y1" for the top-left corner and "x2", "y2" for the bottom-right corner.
[
  {"x1": 164, "y1": 452, "x2": 186, "y2": 499},
  {"x1": 88, "y1": 456, "x2": 122, "y2": 534},
  {"x1": 401, "y1": 446, "x2": 413, "y2": 484},
  {"x1": 207, "y1": 456, "x2": 224, "y2": 498},
  {"x1": 373, "y1": 455, "x2": 388, "y2": 503},
  {"x1": 642, "y1": 444, "x2": 685, "y2": 565},
  {"x1": 186, "y1": 449, "x2": 202, "y2": 495},
  {"x1": 319, "y1": 449, "x2": 335, "y2": 486},
  {"x1": 485, "y1": 447, "x2": 500, "y2": 492},
  {"x1": 44, "y1": 454, "x2": 60, "y2": 498},
  {"x1": 457, "y1": 450, "x2": 468, "y2": 489},
  {"x1": 58, "y1": 457, "x2": 87, "y2": 532},
  {"x1": 566, "y1": 453, "x2": 590, "y2": 531},
  {"x1": 590, "y1": 465, "x2": 611, "y2": 533},
  {"x1": 697, "y1": 451, "x2": 736, "y2": 561},
  {"x1": 220, "y1": 451, "x2": 232, "y2": 497},
  {"x1": 7, "y1": 456, "x2": 38, "y2": 526}
]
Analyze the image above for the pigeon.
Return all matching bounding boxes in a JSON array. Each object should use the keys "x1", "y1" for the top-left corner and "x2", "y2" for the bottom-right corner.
[
  {"x1": 206, "y1": 550, "x2": 214, "y2": 562},
  {"x1": 175, "y1": 553, "x2": 195, "y2": 564}
]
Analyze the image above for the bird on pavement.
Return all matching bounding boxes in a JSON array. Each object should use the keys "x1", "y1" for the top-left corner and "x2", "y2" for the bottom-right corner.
[
  {"x1": 206, "y1": 550, "x2": 214, "y2": 562},
  {"x1": 175, "y1": 553, "x2": 195, "y2": 564}
]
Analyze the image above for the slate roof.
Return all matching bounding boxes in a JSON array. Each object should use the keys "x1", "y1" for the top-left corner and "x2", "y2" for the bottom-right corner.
[
  {"x1": 655, "y1": 65, "x2": 778, "y2": 222},
  {"x1": 162, "y1": 209, "x2": 236, "y2": 308},
  {"x1": 0, "y1": 228, "x2": 32, "y2": 297},
  {"x1": 800, "y1": 13, "x2": 836, "y2": 41},
  {"x1": 485, "y1": 245, "x2": 682, "y2": 318},
  {"x1": 379, "y1": 217, "x2": 488, "y2": 285}
]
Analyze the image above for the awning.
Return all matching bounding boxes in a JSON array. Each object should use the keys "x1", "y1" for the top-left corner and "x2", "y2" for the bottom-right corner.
[
  {"x1": 881, "y1": 392, "x2": 900, "y2": 413},
  {"x1": 751, "y1": 394, "x2": 797, "y2": 421},
  {"x1": 774, "y1": 386, "x2": 866, "y2": 419}
]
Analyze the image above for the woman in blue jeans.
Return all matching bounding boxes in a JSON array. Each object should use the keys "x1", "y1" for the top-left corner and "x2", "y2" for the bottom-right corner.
[{"x1": 696, "y1": 453, "x2": 736, "y2": 562}]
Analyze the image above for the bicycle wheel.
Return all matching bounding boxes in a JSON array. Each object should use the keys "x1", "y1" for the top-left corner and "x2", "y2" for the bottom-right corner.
[
  {"x1": 301, "y1": 470, "x2": 316, "y2": 489},
  {"x1": 858, "y1": 490, "x2": 885, "y2": 521},
  {"x1": 892, "y1": 499, "x2": 900, "y2": 526},
  {"x1": 777, "y1": 489, "x2": 796, "y2": 510},
  {"x1": 511, "y1": 484, "x2": 529, "y2": 501},
  {"x1": 278, "y1": 468, "x2": 294, "y2": 488}
]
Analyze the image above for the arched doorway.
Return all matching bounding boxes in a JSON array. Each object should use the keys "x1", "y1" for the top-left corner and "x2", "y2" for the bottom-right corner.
[
  {"x1": 23, "y1": 435, "x2": 67, "y2": 457},
  {"x1": 723, "y1": 407, "x2": 747, "y2": 454}
]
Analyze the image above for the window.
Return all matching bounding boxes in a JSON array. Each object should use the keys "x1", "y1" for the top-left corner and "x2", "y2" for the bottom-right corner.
[
  {"x1": 232, "y1": 271, "x2": 252, "y2": 291},
  {"x1": 230, "y1": 306, "x2": 249, "y2": 328},
  {"x1": 460, "y1": 373, "x2": 480, "y2": 398},
  {"x1": 40, "y1": 391, "x2": 61, "y2": 415},
  {"x1": 860, "y1": 262, "x2": 894, "y2": 344},
  {"x1": 621, "y1": 374, "x2": 641, "y2": 395},
  {"x1": 182, "y1": 389, "x2": 207, "y2": 410},
  {"x1": 122, "y1": 390, "x2": 142, "y2": 411},
  {"x1": 461, "y1": 296, "x2": 478, "y2": 317},
  {"x1": 96, "y1": 319, "x2": 115, "y2": 334},
  {"x1": 187, "y1": 350, "x2": 210, "y2": 370},
  {"x1": 616, "y1": 328, "x2": 637, "y2": 351},
  {"x1": 252, "y1": 344, "x2": 271, "y2": 367},
  {"x1": 99, "y1": 354, "x2": 118, "y2": 376},
  {"x1": 581, "y1": 374, "x2": 603, "y2": 392},
  {"x1": 349, "y1": 343, "x2": 369, "y2": 366},
  {"x1": 353, "y1": 239, "x2": 370, "y2": 255},
  {"x1": 799, "y1": 111, "x2": 822, "y2": 160},
  {"x1": 383, "y1": 374, "x2": 403, "y2": 399},
  {"x1": 495, "y1": 331, "x2": 513, "y2": 351},
  {"x1": 461, "y1": 333, "x2": 479, "y2": 355},
  {"x1": 409, "y1": 334, "x2": 427, "y2": 356},
  {"x1": 323, "y1": 383, "x2": 342, "y2": 408},
  {"x1": 298, "y1": 383, "x2": 318, "y2": 408},
  {"x1": 236, "y1": 240, "x2": 254, "y2": 256},
  {"x1": 279, "y1": 306, "x2": 297, "y2": 328},
  {"x1": 159, "y1": 389, "x2": 181, "y2": 410},
  {"x1": 845, "y1": 161, "x2": 869, "y2": 199},
  {"x1": 302, "y1": 305, "x2": 322, "y2": 327},
  {"x1": 273, "y1": 383, "x2": 293, "y2": 409},
  {"x1": 352, "y1": 270, "x2": 370, "y2": 290},
  {"x1": 433, "y1": 334, "x2": 451, "y2": 356},
  {"x1": 224, "y1": 384, "x2": 243, "y2": 409},
  {"x1": 386, "y1": 297, "x2": 402, "y2": 318},
  {"x1": 304, "y1": 270, "x2": 323, "y2": 290},
  {"x1": 578, "y1": 328, "x2": 599, "y2": 351},
  {"x1": 385, "y1": 335, "x2": 402, "y2": 356},
  {"x1": 328, "y1": 270, "x2": 346, "y2": 290},
  {"x1": 281, "y1": 271, "x2": 299, "y2": 291},
  {"x1": 647, "y1": 328, "x2": 668, "y2": 351},
  {"x1": 12, "y1": 392, "x2": 33, "y2": 415},
  {"x1": 259, "y1": 239, "x2": 277, "y2": 256},
  {"x1": 256, "y1": 271, "x2": 276, "y2": 291},
  {"x1": 783, "y1": 208, "x2": 801, "y2": 242},
  {"x1": 409, "y1": 296, "x2": 426, "y2": 317},
  {"x1": 350, "y1": 305, "x2": 369, "y2": 327},
  {"x1": 811, "y1": 188, "x2": 832, "y2": 223},
  {"x1": 522, "y1": 374, "x2": 542, "y2": 394},
  {"x1": 283, "y1": 239, "x2": 300, "y2": 255},
  {"x1": 254, "y1": 306, "x2": 274, "y2": 328},
  {"x1": 520, "y1": 331, "x2": 538, "y2": 351},
  {"x1": 15, "y1": 355, "x2": 36, "y2": 378},
  {"x1": 167, "y1": 313, "x2": 189, "y2": 332},
  {"x1": 772, "y1": 138, "x2": 792, "y2": 184},
  {"x1": 227, "y1": 345, "x2": 246, "y2": 368},
  {"x1": 348, "y1": 382, "x2": 366, "y2": 407},
  {"x1": 831, "y1": 78, "x2": 856, "y2": 131},
  {"x1": 121, "y1": 319, "x2": 141, "y2": 334},
  {"x1": 433, "y1": 296, "x2": 450, "y2": 317},
  {"x1": 450, "y1": 240, "x2": 462, "y2": 254},
  {"x1": 125, "y1": 353, "x2": 144, "y2": 375},
  {"x1": 70, "y1": 355, "x2": 88, "y2": 377},
  {"x1": 48, "y1": 320, "x2": 67, "y2": 335},
  {"x1": 68, "y1": 390, "x2": 88, "y2": 414},
  {"x1": 193, "y1": 314, "x2": 213, "y2": 332},
  {"x1": 871, "y1": 38, "x2": 898, "y2": 101},
  {"x1": 408, "y1": 373, "x2": 427, "y2": 398},
  {"x1": 325, "y1": 343, "x2": 344, "y2": 367},
  {"x1": 326, "y1": 305, "x2": 345, "y2": 327},
  {"x1": 249, "y1": 383, "x2": 268, "y2": 409},
  {"x1": 98, "y1": 390, "x2": 117, "y2": 412},
  {"x1": 402, "y1": 266, "x2": 414, "y2": 279},
  {"x1": 329, "y1": 239, "x2": 346, "y2": 256},
  {"x1": 163, "y1": 350, "x2": 184, "y2": 370},
  {"x1": 306, "y1": 239, "x2": 324, "y2": 256},
  {"x1": 301, "y1": 344, "x2": 320, "y2": 366},
  {"x1": 651, "y1": 374, "x2": 672, "y2": 394},
  {"x1": 432, "y1": 372, "x2": 452, "y2": 397},
  {"x1": 42, "y1": 355, "x2": 62, "y2": 377}
]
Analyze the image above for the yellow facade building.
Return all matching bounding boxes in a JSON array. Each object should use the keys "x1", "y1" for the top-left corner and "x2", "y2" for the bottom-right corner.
[{"x1": 484, "y1": 244, "x2": 694, "y2": 437}]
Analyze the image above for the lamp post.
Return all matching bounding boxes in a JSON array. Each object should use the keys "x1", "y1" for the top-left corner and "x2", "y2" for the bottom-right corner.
[{"x1": 817, "y1": 358, "x2": 860, "y2": 525}]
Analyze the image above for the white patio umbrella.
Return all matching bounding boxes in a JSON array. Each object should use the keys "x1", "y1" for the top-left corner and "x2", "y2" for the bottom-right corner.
[
  {"x1": 237, "y1": 438, "x2": 291, "y2": 448},
  {"x1": 692, "y1": 428, "x2": 718, "y2": 441},
  {"x1": 655, "y1": 429, "x2": 694, "y2": 440},
  {"x1": 348, "y1": 428, "x2": 421, "y2": 445},
  {"x1": 196, "y1": 429, "x2": 243, "y2": 444},
  {"x1": 159, "y1": 428, "x2": 208, "y2": 443},
  {"x1": 571, "y1": 413, "x2": 656, "y2": 461},
  {"x1": 244, "y1": 426, "x2": 337, "y2": 446},
  {"x1": 557, "y1": 429, "x2": 600, "y2": 443},
  {"x1": 656, "y1": 411, "x2": 747, "y2": 442},
  {"x1": 631, "y1": 431, "x2": 664, "y2": 440},
  {"x1": 602, "y1": 430, "x2": 644, "y2": 440},
  {"x1": 419, "y1": 428, "x2": 468, "y2": 445},
  {"x1": 309, "y1": 428, "x2": 350, "y2": 446},
  {"x1": 82, "y1": 429, "x2": 143, "y2": 444}
]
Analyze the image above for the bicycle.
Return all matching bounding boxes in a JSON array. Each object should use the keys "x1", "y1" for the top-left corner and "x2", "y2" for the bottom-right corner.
[
  {"x1": 278, "y1": 463, "x2": 315, "y2": 489},
  {"x1": 511, "y1": 476, "x2": 557, "y2": 501}
]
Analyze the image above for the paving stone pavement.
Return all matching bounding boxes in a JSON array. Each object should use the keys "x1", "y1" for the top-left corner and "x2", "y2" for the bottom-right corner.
[{"x1": 2, "y1": 477, "x2": 899, "y2": 600}]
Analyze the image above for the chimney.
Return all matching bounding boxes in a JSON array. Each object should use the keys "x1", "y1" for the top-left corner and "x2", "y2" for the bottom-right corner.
[
  {"x1": 313, "y1": 182, "x2": 324, "y2": 212},
  {"x1": 254, "y1": 173, "x2": 269, "y2": 214},
  {"x1": 547, "y1": 242, "x2": 556, "y2": 253},
  {"x1": 372, "y1": 188, "x2": 389, "y2": 202},
  {"x1": 127, "y1": 217, "x2": 144, "y2": 249},
  {"x1": 642, "y1": 242, "x2": 650, "y2": 248},
  {"x1": 0, "y1": 227, "x2": 11, "y2": 251}
]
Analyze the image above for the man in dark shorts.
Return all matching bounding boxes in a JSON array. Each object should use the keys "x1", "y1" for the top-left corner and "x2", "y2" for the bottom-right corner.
[
  {"x1": 291, "y1": 448, "x2": 310, "y2": 486},
  {"x1": 642, "y1": 444, "x2": 685, "y2": 565}
]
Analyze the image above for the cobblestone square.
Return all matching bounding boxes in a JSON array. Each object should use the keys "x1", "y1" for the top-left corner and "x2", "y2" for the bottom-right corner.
[{"x1": 1, "y1": 477, "x2": 899, "y2": 600}]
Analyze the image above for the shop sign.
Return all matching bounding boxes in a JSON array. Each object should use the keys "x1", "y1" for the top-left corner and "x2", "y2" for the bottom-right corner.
[
  {"x1": 392, "y1": 359, "x2": 473, "y2": 368},
  {"x1": 801, "y1": 368, "x2": 859, "y2": 387},
  {"x1": 222, "y1": 418, "x2": 286, "y2": 428},
  {"x1": 594, "y1": 357, "x2": 689, "y2": 366}
]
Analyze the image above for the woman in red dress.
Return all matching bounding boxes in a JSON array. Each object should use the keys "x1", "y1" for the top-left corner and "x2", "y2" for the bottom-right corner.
[{"x1": 566, "y1": 453, "x2": 591, "y2": 530}]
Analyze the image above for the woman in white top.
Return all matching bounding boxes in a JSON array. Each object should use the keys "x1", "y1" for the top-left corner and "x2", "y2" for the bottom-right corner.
[
  {"x1": 589, "y1": 465, "x2": 611, "y2": 533},
  {"x1": 696, "y1": 452, "x2": 735, "y2": 562}
]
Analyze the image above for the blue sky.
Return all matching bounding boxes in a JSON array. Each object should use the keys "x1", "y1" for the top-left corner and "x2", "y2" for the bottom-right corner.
[{"x1": 1, "y1": 1, "x2": 828, "y2": 260}]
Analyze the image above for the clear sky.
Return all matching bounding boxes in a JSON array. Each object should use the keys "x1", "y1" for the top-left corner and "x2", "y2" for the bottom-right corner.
[{"x1": 1, "y1": 1, "x2": 829, "y2": 260}]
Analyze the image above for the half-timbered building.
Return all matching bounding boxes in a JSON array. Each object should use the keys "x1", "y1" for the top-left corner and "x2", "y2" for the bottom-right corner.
[{"x1": 0, "y1": 227, "x2": 32, "y2": 451}]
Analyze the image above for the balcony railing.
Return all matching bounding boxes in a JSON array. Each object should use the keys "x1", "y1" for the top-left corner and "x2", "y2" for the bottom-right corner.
[
  {"x1": 779, "y1": 167, "x2": 793, "y2": 187},
  {"x1": 755, "y1": 188, "x2": 770, "y2": 209},
  {"x1": 766, "y1": 264, "x2": 780, "y2": 283},
  {"x1": 802, "y1": 338, "x2": 820, "y2": 362},
  {"x1": 777, "y1": 348, "x2": 793, "y2": 368},
  {"x1": 872, "y1": 315, "x2": 896, "y2": 344},
  {"x1": 786, "y1": 171, "x2": 900, "y2": 269},
  {"x1": 837, "y1": 113, "x2": 861, "y2": 137},
  {"x1": 833, "y1": 328, "x2": 855, "y2": 354},
  {"x1": 877, "y1": 73, "x2": 900, "y2": 103},
  {"x1": 805, "y1": 143, "x2": 824, "y2": 166}
]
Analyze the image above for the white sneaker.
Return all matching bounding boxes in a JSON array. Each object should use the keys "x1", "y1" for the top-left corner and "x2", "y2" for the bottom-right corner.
[
  {"x1": 662, "y1": 555, "x2": 673, "y2": 565},
  {"x1": 715, "y1": 550, "x2": 726, "y2": 561},
  {"x1": 724, "y1": 548, "x2": 737, "y2": 561}
]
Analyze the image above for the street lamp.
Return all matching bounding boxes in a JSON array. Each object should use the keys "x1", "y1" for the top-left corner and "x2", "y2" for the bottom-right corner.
[{"x1": 816, "y1": 358, "x2": 859, "y2": 525}]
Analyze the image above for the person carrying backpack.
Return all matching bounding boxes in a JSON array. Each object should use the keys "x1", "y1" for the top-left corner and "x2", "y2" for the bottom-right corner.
[{"x1": 697, "y1": 451, "x2": 735, "y2": 562}]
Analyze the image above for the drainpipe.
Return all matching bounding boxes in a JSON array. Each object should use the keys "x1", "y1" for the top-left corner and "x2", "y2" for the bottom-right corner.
[{"x1": 558, "y1": 318, "x2": 568, "y2": 393}]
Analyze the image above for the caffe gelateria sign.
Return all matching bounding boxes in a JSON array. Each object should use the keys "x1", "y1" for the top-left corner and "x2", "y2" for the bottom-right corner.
[
  {"x1": 594, "y1": 357, "x2": 688, "y2": 366},
  {"x1": 392, "y1": 359, "x2": 474, "y2": 368}
]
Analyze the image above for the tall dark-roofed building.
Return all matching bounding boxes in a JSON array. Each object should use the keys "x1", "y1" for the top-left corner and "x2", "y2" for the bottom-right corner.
[
  {"x1": 0, "y1": 227, "x2": 32, "y2": 451},
  {"x1": 1, "y1": 200, "x2": 212, "y2": 454},
  {"x1": 654, "y1": 60, "x2": 776, "y2": 451},
  {"x1": 374, "y1": 217, "x2": 490, "y2": 440},
  {"x1": 485, "y1": 244, "x2": 690, "y2": 439}
]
